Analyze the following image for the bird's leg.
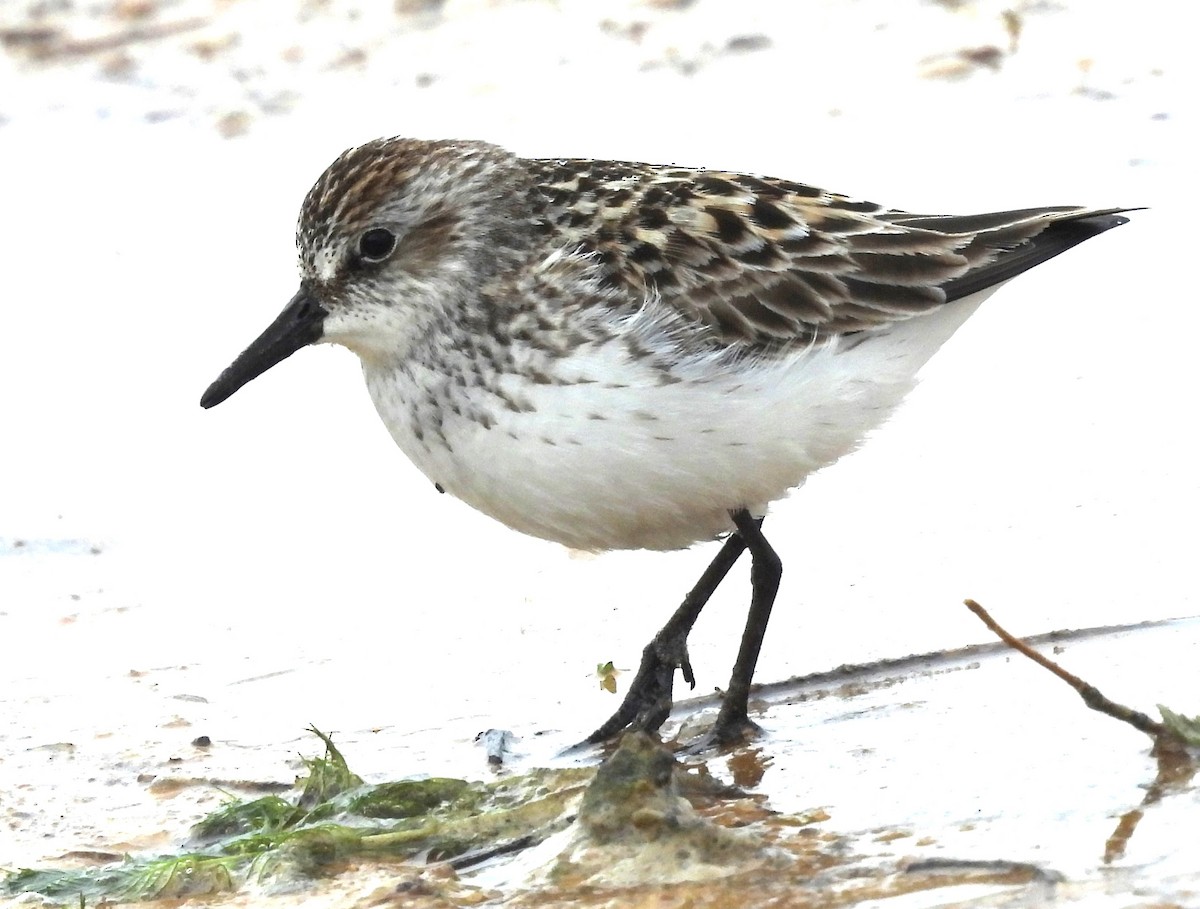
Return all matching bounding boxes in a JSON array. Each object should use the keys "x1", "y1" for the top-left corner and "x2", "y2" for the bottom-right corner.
[
  {"x1": 582, "y1": 514, "x2": 763, "y2": 745},
  {"x1": 709, "y1": 508, "x2": 782, "y2": 745}
]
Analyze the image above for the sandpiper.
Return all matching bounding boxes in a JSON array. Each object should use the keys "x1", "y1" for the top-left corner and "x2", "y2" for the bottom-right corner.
[{"x1": 201, "y1": 137, "x2": 1131, "y2": 745}]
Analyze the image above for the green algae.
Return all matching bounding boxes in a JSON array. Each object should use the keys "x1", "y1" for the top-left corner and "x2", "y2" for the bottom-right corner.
[
  {"x1": 1159, "y1": 704, "x2": 1200, "y2": 747},
  {"x1": 2, "y1": 727, "x2": 594, "y2": 905}
]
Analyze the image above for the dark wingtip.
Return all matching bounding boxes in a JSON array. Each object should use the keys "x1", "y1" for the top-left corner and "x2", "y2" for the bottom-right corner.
[
  {"x1": 1066, "y1": 209, "x2": 1139, "y2": 234},
  {"x1": 941, "y1": 207, "x2": 1141, "y2": 303}
]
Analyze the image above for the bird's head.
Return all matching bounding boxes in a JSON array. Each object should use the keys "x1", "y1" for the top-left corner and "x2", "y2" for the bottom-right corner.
[{"x1": 200, "y1": 137, "x2": 525, "y2": 409}]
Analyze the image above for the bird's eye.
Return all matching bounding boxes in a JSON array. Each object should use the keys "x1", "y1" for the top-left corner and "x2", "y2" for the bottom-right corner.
[{"x1": 357, "y1": 228, "x2": 397, "y2": 263}]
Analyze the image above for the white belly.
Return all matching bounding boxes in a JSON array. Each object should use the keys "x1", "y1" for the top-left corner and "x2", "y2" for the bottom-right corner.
[{"x1": 363, "y1": 291, "x2": 993, "y2": 551}]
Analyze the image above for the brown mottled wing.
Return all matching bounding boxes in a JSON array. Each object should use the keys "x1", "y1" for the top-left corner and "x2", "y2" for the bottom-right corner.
[
  {"x1": 642, "y1": 179, "x2": 1129, "y2": 344},
  {"x1": 529, "y1": 160, "x2": 1130, "y2": 346}
]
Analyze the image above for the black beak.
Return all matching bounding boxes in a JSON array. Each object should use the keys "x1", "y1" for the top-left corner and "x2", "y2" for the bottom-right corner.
[{"x1": 200, "y1": 287, "x2": 328, "y2": 409}]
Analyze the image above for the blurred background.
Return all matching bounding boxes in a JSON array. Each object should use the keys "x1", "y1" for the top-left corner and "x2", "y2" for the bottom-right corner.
[{"x1": 1, "y1": 0, "x2": 1196, "y2": 870}]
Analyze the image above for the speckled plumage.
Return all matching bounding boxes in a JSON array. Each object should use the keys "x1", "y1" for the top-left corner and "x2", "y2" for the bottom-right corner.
[
  {"x1": 248, "y1": 137, "x2": 1127, "y2": 551},
  {"x1": 201, "y1": 137, "x2": 1132, "y2": 742}
]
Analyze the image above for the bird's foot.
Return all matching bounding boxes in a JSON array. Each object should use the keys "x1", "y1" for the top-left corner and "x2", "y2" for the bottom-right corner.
[
  {"x1": 667, "y1": 697, "x2": 764, "y2": 755},
  {"x1": 707, "y1": 704, "x2": 763, "y2": 748},
  {"x1": 580, "y1": 630, "x2": 693, "y2": 746}
]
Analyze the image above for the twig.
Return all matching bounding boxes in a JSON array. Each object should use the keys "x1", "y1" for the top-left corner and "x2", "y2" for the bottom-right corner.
[
  {"x1": 446, "y1": 834, "x2": 538, "y2": 871},
  {"x1": 962, "y1": 599, "x2": 1166, "y2": 738},
  {"x1": 964, "y1": 599, "x2": 1197, "y2": 864}
]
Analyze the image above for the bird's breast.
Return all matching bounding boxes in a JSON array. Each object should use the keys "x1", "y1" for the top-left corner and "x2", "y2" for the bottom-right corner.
[{"x1": 360, "y1": 301, "x2": 980, "y2": 551}]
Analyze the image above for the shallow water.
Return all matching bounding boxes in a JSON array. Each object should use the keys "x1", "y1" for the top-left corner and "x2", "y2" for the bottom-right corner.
[{"x1": 5, "y1": 589, "x2": 1196, "y2": 905}]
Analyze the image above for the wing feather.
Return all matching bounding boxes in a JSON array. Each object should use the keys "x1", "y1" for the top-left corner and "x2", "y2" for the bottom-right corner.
[{"x1": 527, "y1": 158, "x2": 1133, "y2": 346}]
